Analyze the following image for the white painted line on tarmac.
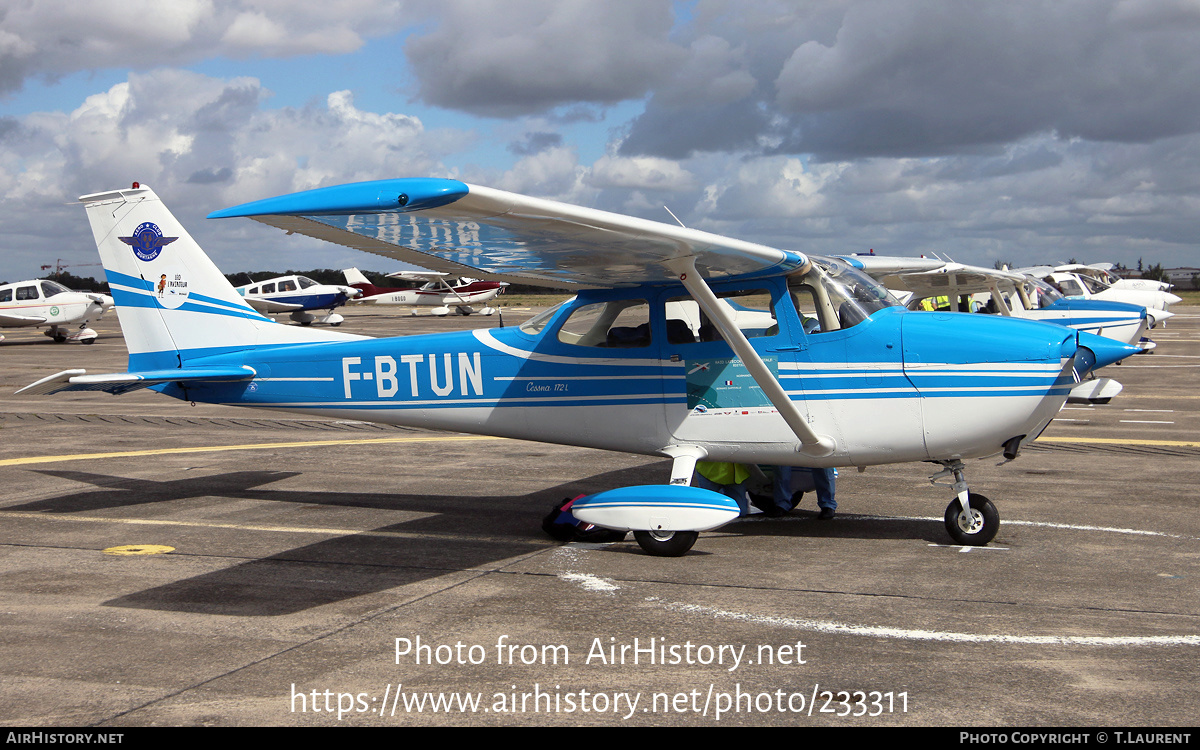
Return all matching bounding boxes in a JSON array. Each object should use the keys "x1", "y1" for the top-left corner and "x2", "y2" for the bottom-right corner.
[
  {"x1": 662, "y1": 602, "x2": 1200, "y2": 647},
  {"x1": 1119, "y1": 420, "x2": 1175, "y2": 424},
  {"x1": 1124, "y1": 409, "x2": 1174, "y2": 412},
  {"x1": 841, "y1": 514, "x2": 1196, "y2": 540}
]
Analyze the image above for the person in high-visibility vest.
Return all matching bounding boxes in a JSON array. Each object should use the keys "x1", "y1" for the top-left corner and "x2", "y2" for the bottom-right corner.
[{"x1": 694, "y1": 461, "x2": 751, "y2": 516}]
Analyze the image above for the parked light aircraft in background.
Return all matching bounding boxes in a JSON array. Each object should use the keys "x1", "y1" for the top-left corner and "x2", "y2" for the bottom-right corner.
[
  {"x1": 342, "y1": 267, "x2": 503, "y2": 316},
  {"x1": 1028, "y1": 267, "x2": 1180, "y2": 320},
  {"x1": 840, "y1": 256, "x2": 1152, "y2": 404},
  {"x1": 20, "y1": 181, "x2": 1138, "y2": 556},
  {"x1": 1058, "y1": 263, "x2": 1174, "y2": 293},
  {"x1": 845, "y1": 256, "x2": 1157, "y2": 349},
  {"x1": 0, "y1": 278, "x2": 113, "y2": 344},
  {"x1": 234, "y1": 274, "x2": 360, "y2": 326}
]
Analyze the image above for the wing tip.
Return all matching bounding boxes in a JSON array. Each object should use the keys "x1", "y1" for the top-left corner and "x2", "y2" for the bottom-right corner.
[{"x1": 207, "y1": 178, "x2": 470, "y2": 220}]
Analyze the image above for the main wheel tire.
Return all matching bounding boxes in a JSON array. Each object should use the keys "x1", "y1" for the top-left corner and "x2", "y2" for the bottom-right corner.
[
  {"x1": 81, "y1": 338, "x2": 96, "y2": 345},
  {"x1": 633, "y1": 529, "x2": 699, "y2": 557},
  {"x1": 944, "y1": 492, "x2": 999, "y2": 546}
]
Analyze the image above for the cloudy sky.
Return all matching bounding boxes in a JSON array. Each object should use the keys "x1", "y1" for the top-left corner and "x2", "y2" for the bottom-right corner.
[{"x1": 2, "y1": 0, "x2": 1199, "y2": 282}]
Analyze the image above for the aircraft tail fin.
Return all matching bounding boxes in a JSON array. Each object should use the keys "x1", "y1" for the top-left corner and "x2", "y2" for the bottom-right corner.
[
  {"x1": 342, "y1": 267, "x2": 370, "y2": 286},
  {"x1": 80, "y1": 184, "x2": 360, "y2": 370}
]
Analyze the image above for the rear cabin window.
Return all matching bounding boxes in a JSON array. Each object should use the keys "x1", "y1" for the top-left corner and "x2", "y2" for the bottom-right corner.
[
  {"x1": 556, "y1": 299, "x2": 651, "y2": 348},
  {"x1": 260, "y1": 283, "x2": 276, "y2": 294},
  {"x1": 0, "y1": 288, "x2": 11, "y2": 302}
]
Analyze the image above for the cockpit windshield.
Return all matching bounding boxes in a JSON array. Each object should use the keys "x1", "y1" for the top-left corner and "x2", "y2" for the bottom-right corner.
[
  {"x1": 787, "y1": 256, "x2": 901, "y2": 332},
  {"x1": 1025, "y1": 278, "x2": 1063, "y2": 308},
  {"x1": 297, "y1": 276, "x2": 318, "y2": 289},
  {"x1": 39, "y1": 280, "x2": 71, "y2": 297},
  {"x1": 519, "y1": 298, "x2": 572, "y2": 335}
]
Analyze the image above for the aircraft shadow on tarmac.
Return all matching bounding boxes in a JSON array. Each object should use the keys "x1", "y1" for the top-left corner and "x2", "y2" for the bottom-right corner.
[{"x1": 17, "y1": 467, "x2": 949, "y2": 616}]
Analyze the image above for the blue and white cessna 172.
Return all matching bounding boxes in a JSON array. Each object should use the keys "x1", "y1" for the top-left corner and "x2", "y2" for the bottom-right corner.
[{"x1": 19, "y1": 180, "x2": 1139, "y2": 556}]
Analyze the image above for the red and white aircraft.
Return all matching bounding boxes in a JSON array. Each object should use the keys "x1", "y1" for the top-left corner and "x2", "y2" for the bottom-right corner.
[{"x1": 342, "y1": 268, "x2": 505, "y2": 316}]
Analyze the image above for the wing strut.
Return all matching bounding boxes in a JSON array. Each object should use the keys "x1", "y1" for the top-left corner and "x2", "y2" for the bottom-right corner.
[{"x1": 663, "y1": 256, "x2": 835, "y2": 458}]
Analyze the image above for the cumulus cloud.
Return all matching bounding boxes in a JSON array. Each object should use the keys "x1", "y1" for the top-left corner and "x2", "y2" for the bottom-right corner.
[
  {"x1": 405, "y1": 0, "x2": 687, "y2": 116},
  {"x1": 615, "y1": 0, "x2": 1200, "y2": 160},
  {"x1": 588, "y1": 153, "x2": 697, "y2": 192},
  {"x1": 0, "y1": 69, "x2": 460, "y2": 277},
  {"x1": 0, "y1": 0, "x2": 412, "y2": 95}
]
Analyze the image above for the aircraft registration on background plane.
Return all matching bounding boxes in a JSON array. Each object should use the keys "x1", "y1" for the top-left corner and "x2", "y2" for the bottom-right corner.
[
  {"x1": 342, "y1": 267, "x2": 504, "y2": 316},
  {"x1": 0, "y1": 278, "x2": 113, "y2": 344},
  {"x1": 19, "y1": 180, "x2": 1139, "y2": 556},
  {"x1": 234, "y1": 274, "x2": 361, "y2": 326}
]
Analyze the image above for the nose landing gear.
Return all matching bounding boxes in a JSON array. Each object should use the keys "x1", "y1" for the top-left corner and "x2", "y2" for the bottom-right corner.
[{"x1": 930, "y1": 461, "x2": 1000, "y2": 545}]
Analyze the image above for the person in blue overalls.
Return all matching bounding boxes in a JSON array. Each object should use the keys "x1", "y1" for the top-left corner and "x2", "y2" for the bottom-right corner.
[{"x1": 751, "y1": 465, "x2": 837, "y2": 520}]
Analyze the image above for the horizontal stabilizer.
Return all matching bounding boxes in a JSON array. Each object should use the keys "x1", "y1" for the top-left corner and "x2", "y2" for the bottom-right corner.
[{"x1": 18, "y1": 366, "x2": 257, "y2": 396}]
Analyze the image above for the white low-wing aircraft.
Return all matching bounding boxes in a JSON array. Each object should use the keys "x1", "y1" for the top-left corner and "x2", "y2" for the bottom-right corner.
[
  {"x1": 234, "y1": 274, "x2": 361, "y2": 326},
  {"x1": 1058, "y1": 263, "x2": 1174, "y2": 293},
  {"x1": 0, "y1": 278, "x2": 113, "y2": 344},
  {"x1": 20, "y1": 181, "x2": 1139, "y2": 556},
  {"x1": 343, "y1": 268, "x2": 504, "y2": 316}
]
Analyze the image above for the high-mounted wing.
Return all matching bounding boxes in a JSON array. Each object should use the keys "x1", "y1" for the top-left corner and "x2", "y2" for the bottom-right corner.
[
  {"x1": 385, "y1": 270, "x2": 449, "y2": 280},
  {"x1": 874, "y1": 262, "x2": 1028, "y2": 298},
  {"x1": 836, "y1": 254, "x2": 947, "y2": 276},
  {"x1": 208, "y1": 179, "x2": 807, "y2": 288}
]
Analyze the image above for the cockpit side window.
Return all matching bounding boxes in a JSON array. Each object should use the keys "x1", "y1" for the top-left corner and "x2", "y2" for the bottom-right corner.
[
  {"x1": 16, "y1": 286, "x2": 39, "y2": 301},
  {"x1": 1055, "y1": 278, "x2": 1085, "y2": 296},
  {"x1": 278, "y1": 280, "x2": 297, "y2": 292},
  {"x1": 785, "y1": 258, "x2": 898, "y2": 333},
  {"x1": 557, "y1": 299, "x2": 651, "y2": 348},
  {"x1": 40, "y1": 281, "x2": 70, "y2": 297},
  {"x1": 664, "y1": 289, "x2": 778, "y2": 345}
]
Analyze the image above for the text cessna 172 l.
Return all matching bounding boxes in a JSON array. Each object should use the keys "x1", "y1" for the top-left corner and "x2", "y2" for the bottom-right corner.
[
  {"x1": 0, "y1": 278, "x2": 113, "y2": 344},
  {"x1": 343, "y1": 267, "x2": 504, "y2": 316},
  {"x1": 20, "y1": 180, "x2": 1138, "y2": 556}
]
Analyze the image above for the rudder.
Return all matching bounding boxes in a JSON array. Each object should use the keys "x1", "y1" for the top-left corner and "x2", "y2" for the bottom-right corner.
[{"x1": 80, "y1": 184, "x2": 359, "y2": 370}]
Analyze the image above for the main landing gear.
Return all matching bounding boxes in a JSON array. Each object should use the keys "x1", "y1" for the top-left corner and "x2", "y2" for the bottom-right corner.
[
  {"x1": 633, "y1": 529, "x2": 699, "y2": 557},
  {"x1": 44, "y1": 325, "x2": 98, "y2": 344},
  {"x1": 930, "y1": 460, "x2": 1000, "y2": 545}
]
